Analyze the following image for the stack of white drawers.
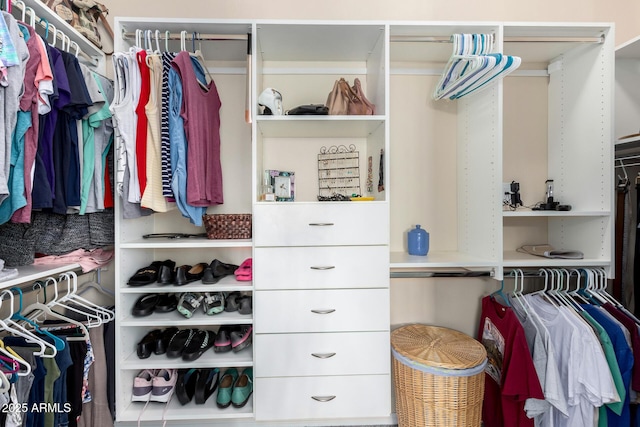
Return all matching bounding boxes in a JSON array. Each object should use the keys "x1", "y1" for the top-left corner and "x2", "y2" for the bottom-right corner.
[{"x1": 253, "y1": 202, "x2": 391, "y2": 421}]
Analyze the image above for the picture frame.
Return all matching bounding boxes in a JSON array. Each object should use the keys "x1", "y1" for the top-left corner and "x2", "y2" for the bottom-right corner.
[{"x1": 267, "y1": 170, "x2": 295, "y2": 201}]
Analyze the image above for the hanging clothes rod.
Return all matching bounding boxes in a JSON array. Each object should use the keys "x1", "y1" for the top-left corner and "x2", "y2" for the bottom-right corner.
[
  {"x1": 390, "y1": 35, "x2": 605, "y2": 44},
  {"x1": 121, "y1": 30, "x2": 248, "y2": 42},
  {"x1": 390, "y1": 270, "x2": 492, "y2": 279}
]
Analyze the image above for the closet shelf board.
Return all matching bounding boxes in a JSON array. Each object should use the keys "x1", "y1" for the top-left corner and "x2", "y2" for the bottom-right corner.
[
  {"x1": 502, "y1": 250, "x2": 611, "y2": 267},
  {"x1": 121, "y1": 310, "x2": 253, "y2": 327},
  {"x1": 120, "y1": 238, "x2": 252, "y2": 249},
  {"x1": 0, "y1": 263, "x2": 82, "y2": 290},
  {"x1": 390, "y1": 251, "x2": 496, "y2": 268},
  {"x1": 502, "y1": 210, "x2": 611, "y2": 217},
  {"x1": 120, "y1": 281, "x2": 253, "y2": 294},
  {"x1": 119, "y1": 400, "x2": 253, "y2": 422},
  {"x1": 121, "y1": 349, "x2": 253, "y2": 370},
  {"x1": 256, "y1": 116, "x2": 385, "y2": 138}
]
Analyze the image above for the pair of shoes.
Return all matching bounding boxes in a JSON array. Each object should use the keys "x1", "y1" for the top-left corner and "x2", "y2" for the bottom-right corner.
[
  {"x1": 177, "y1": 292, "x2": 205, "y2": 318},
  {"x1": 202, "y1": 259, "x2": 239, "y2": 284},
  {"x1": 234, "y1": 258, "x2": 252, "y2": 281},
  {"x1": 175, "y1": 263, "x2": 209, "y2": 286},
  {"x1": 225, "y1": 292, "x2": 252, "y2": 314},
  {"x1": 127, "y1": 261, "x2": 164, "y2": 286},
  {"x1": 166, "y1": 329, "x2": 216, "y2": 361},
  {"x1": 216, "y1": 367, "x2": 253, "y2": 408},
  {"x1": 131, "y1": 293, "x2": 178, "y2": 317},
  {"x1": 175, "y1": 367, "x2": 220, "y2": 405},
  {"x1": 132, "y1": 369, "x2": 177, "y2": 403},
  {"x1": 136, "y1": 327, "x2": 179, "y2": 359},
  {"x1": 214, "y1": 325, "x2": 252, "y2": 353},
  {"x1": 203, "y1": 292, "x2": 225, "y2": 315}
]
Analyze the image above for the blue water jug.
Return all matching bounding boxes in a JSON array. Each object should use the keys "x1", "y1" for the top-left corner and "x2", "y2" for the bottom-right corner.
[{"x1": 408, "y1": 225, "x2": 429, "y2": 256}]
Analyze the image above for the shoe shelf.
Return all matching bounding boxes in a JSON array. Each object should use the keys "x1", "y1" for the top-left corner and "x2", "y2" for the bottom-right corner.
[
  {"x1": 120, "y1": 279, "x2": 252, "y2": 294},
  {"x1": 119, "y1": 399, "x2": 254, "y2": 422},
  {"x1": 121, "y1": 350, "x2": 253, "y2": 370},
  {"x1": 120, "y1": 238, "x2": 252, "y2": 249},
  {"x1": 121, "y1": 310, "x2": 253, "y2": 327}
]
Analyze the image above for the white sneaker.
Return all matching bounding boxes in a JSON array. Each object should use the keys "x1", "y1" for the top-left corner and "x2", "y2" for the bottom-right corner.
[
  {"x1": 150, "y1": 369, "x2": 177, "y2": 403},
  {"x1": 132, "y1": 369, "x2": 156, "y2": 402}
]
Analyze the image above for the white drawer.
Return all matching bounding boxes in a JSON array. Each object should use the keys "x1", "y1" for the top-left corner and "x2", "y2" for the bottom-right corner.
[
  {"x1": 254, "y1": 246, "x2": 388, "y2": 290},
  {"x1": 254, "y1": 289, "x2": 389, "y2": 333},
  {"x1": 255, "y1": 375, "x2": 391, "y2": 421},
  {"x1": 253, "y1": 202, "x2": 388, "y2": 246},
  {"x1": 255, "y1": 332, "x2": 390, "y2": 377}
]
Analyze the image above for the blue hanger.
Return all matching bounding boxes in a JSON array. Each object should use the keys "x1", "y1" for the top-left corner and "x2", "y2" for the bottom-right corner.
[
  {"x1": 10, "y1": 287, "x2": 66, "y2": 351},
  {"x1": 490, "y1": 279, "x2": 511, "y2": 307}
]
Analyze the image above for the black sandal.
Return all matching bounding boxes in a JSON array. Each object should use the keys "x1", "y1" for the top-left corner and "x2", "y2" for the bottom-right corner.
[
  {"x1": 182, "y1": 330, "x2": 216, "y2": 361},
  {"x1": 131, "y1": 294, "x2": 160, "y2": 317},
  {"x1": 194, "y1": 368, "x2": 220, "y2": 404},
  {"x1": 176, "y1": 368, "x2": 199, "y2": 405}
]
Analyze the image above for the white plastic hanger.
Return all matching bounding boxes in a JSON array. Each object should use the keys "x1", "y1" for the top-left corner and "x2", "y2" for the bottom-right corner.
[
  {"x1": 0, "y1": 290, "x2": 56, "y2": 358},
  {"x1": 21, "y1": 281, "x2": 90, "y2": 341},
  {"x1": 46, "y1": 273, "x2": 103, "y2": 327},
  {"x1": 58, "y1": 271, "x2": 114, "y2": 323}
]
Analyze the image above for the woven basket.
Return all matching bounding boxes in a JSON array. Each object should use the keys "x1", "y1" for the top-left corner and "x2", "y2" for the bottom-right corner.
[
  {"x1": 203, "y1": 214, "x2": 252, "y2": 239},
  {"x1": 391, "y1": 324, "x2": 487, "y2": 427}
]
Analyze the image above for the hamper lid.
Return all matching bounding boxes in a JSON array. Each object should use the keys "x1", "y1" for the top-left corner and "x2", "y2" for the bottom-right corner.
[{"x1": 391, "y1": 324, "x2": 487, "y2": 370}]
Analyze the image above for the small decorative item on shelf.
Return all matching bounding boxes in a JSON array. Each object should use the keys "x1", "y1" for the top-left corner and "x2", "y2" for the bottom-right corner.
[
  {"x1": 203, "y1": 214, "x2": 252, "y2": 239},
  {"x1": 267, "y1": 170, "x2": 295, "y2": 201},
  {"x1": 318, "y1": 145, "x2": 361, "y2": 200},
  {"x1": 408, "y1": 225, "x2": 429, "y2": 256}
]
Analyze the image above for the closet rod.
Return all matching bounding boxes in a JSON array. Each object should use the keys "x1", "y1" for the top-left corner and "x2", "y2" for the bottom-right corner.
[
  {"x1": 390, "y1": 270, "x2": 492, "y2": 279},
  {"x1": 121, "y1": 31, "x2": 248, "y2": 42},
  {"x1": 390, "y1": 35, "x2": 605, "y2": 44}
]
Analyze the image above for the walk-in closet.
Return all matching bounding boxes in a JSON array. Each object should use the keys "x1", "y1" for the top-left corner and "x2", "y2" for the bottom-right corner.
[{"x1": 2, "y1": 0, "x2": 640, "y2": 425}]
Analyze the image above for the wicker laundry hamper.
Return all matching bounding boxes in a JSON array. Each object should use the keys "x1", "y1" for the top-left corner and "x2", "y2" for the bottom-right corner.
[{"x1": 391, "y1": 324, "x2": 487, "y2": 427}]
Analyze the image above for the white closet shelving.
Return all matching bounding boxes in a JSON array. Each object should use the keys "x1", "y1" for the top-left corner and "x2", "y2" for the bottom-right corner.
[
  {"x1": 112, "y1": 17, "x2": 614, "y2": 426},
  {"x1": 113, "y1": 18, "x2": 254, "y2": 424},
  {"x1": 388, "y1": 22, "x2": 614, "y2": 280},
  {"x1": 252, "y1": 21, "x2": 391, "y2": 423}
]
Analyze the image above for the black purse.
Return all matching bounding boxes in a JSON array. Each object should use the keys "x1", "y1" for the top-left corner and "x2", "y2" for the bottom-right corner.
[{"x1": 286, "y1": 104, "x2": 329, "y2": 115}]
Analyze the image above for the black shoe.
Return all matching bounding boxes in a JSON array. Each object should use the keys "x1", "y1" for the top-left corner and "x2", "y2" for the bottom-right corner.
[
  {"x1": 154, "y1": 327, "x2": 179, "y2": 355},
  {"x1": 137, "y1": 329, "x2": 161, "y2": 359},
  {"x1": 174, "y1": 263, "x2": 208, "y2": 286},
  {"x1": 202, "y1": 259, "x2": 239, "y2": 284},
  {"x1": 155, "y1": 294, "x2": 178, "y2": 313},
  {"x1": 128, "y1": 261, "x2": 163, "y2": 286},
  {"x1": 214, "y1": 326, "x2": 233, "y2": 353},
  {"x1": 194, "y1": 368, "x2": 219, "y2": 404},
  {"x1": 224, "y1": 291, "x2": 242, "y2": 312},
  {"x1": 157, "y1": 260, "x2": 177, "y2": 284},
  {"x1": 131, "y1": 294, "x2": 160, "y2": 317},
  {"x1": 166, "y1": 329, "x2": 196, "y2": 358},
  {"x1": 182, "y1": 330, "x2": 216, "y2": 361},
  {"x1": 176, "y1": 368, "x2": 199, "y2": 405}
]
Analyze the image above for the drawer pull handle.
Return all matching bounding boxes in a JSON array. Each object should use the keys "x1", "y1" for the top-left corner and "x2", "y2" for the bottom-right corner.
[
  {"x1": 311, "y1": 395, "x2": 336, "y2": 402},
  {"x1": 310, "y1": 266, "x2": 336, "y2": 270},
  {"x1": 311, "y1": 352, "x2": 336, "y2": 359},
  {"x1": 308, "y1": 222, "x2": 334, "y2": 226},
  {"x1": 311, "y1": 309, "x2": 336, "y2": 314}
]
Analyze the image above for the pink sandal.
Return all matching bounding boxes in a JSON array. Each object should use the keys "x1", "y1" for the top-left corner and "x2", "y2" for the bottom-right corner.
[{"x1": 235, "y1": 258, "x2": 252, "y2": 281}]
